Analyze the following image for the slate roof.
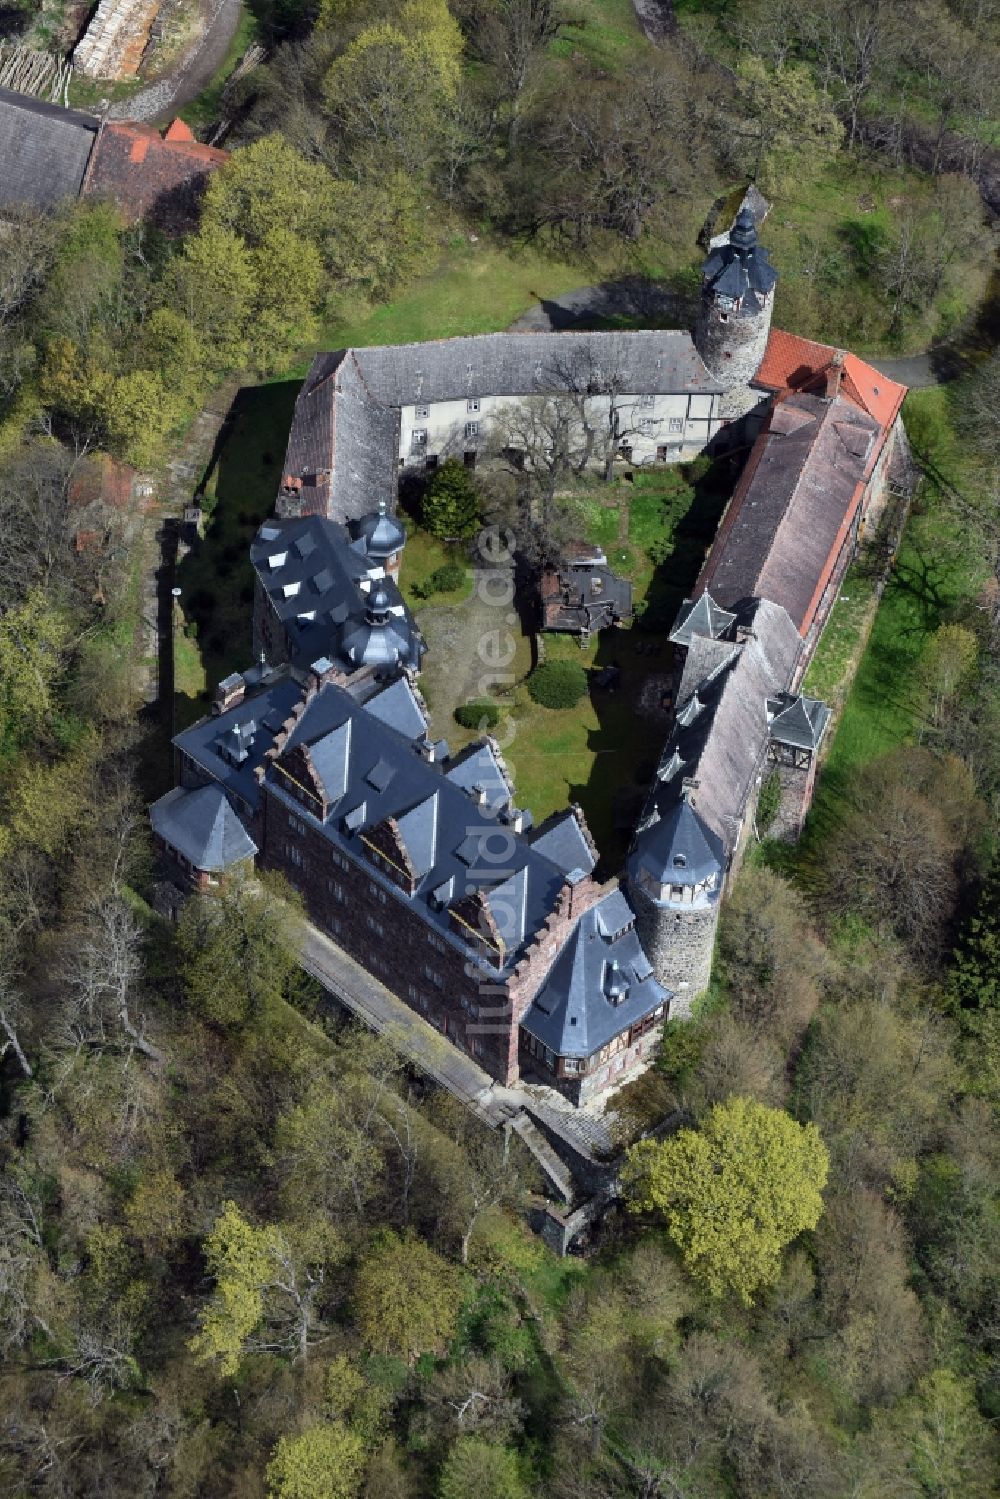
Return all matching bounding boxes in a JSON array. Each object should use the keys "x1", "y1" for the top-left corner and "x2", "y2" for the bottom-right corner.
[
  {"x1": 767, "y1": 691, "x2": 831, "y2": 751},
  {"x1": 631, "y1": 598, "x2": 802, "y2": 870},
  {"x1": 529, "y1": 809, "x2": 597, "y2": 882},
  {"x1": 282, "y1": 332, "x2": 723, "y2": 522},
  {"x1": 251, "y1": 513, "x2": 423, "y2": 673},
  {"x1": 0, "y1": 87, "x2": 98, "y2": 212},
  {"x1": 360, "y1": 675, "x2": 428, "y2": 740},
  {"x1": 629, "y1": 799, "x2": 725, "y2": 890},
  {"x1": 521, "y1": 889, "x2": 669, "y2": 1059},
  {"x1": 174, "y1": 672, "x2": 305, "y2": 813},
  {"x1": 150, "y1": 783, "x2": 257, "y2": 871},
  {"x1": 697, "y1": 392, "x2": 879, "y2": 637},
  {"x1": 267, "y1": 679, "x2": 581, "y2": 973},
  {"x1": 701, "y1": 209, "x2": 778, "y2": 312},
  {"x1": 670, "y1": 591, "x2": 737, "y2": 649},
  {"x1": 444, "y1": 739, "x2": 514, "y2": 814}
]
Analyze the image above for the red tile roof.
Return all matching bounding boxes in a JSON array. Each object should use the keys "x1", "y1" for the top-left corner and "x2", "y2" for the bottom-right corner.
[
  {"x1": 85, "y1": 119, "x2": 227, "y2": 233},
  {"x1": 755, "y1": 328, "x2": 907, "y2": 434}
]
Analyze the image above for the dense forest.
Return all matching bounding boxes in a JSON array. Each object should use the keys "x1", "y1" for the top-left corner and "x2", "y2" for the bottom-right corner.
[{"x1": 1, "y1": 0, "x2": 1000, "y2": 1495}]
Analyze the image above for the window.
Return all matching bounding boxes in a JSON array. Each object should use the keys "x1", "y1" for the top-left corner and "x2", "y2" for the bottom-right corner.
[
  {"x1": 288, "y1": 813, "x2": 306, "y2": 834},
  {"x1": 328, "y1": 915, "x2": 342, "y2": 936},
  {"x1": 366, "y1": 915, "x2": 385, "y2": 937},
  {"x1": 464, "y1": 450, "x2": 477, "y2": 470},
  {"x1": 564, "y1": 1057, "x2": 581, "y2": 1074},
  {"x1": 427, "y1": 932, "x2": 446, "y2": 954},
  {"x1": 425, "y1": 455, "x2": 438, "y2": 473},
  {"x1": 331, "y1": 849, "x2": 349, "y2": 870},
  {"x1": 656, "y1": 445, "x2": 668, "y2": 462},
  {"x1": 411, "y1": 429, "x2": 428, "y2": 451},
  {"x1": 668, "y1": 417, "x2": 683, "y2": 433},
  {"x1": 467, "y1": 397, "x2": 480, "y2": 413},
  {"x1": 415, "y1": 404, "x2": 429, "y2": 420},
  {"x1": 424, "y1": 964, "x2": 444, "y2": 989},
  {"x1": 638, "y1": 417, "x2": 657, "y2": 433},
  {"x1": 465, "y1": 421, "x2": 479, "y2": 440},
  {"x1": 287, "y1": 844, "x2": 303, "y2": 868},
  {"x1": 472, "y1": 1039, "x2": 484, "y2": 1058},
  {"x1": 368, "y1": 881, "x2": 387, "y2": 905},
  {"x1": 327, "y1": 880, "x2": 344, "y2": 901},
  {"x1": 638, "y1": 393, "x2": 655, "y2": 407}
]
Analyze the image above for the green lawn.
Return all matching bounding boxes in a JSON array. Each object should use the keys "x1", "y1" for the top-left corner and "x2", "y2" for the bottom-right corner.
[
  {"x1": 397, "y1": 521, "x2": 474, "y2": 610},
  {"x1": 315, "y1": 238, "x2": 597, "y2": 356},
  {"x1": 800, "y1": 563, "x2": 880, "y2": 709},
  {"x1": 551, "y1": 0, "x2": 648, "y2": 70}
]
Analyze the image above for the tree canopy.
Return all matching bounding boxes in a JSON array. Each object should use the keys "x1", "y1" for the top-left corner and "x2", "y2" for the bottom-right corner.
[{"x1": 623, "y1": 1097, "x2": 830, "y2": 1303}]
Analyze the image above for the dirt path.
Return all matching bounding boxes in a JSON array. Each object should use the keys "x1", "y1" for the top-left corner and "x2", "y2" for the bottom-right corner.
[
  {"x1": 416, "y1": 564, "x2": 528, "y2": 740},
  {"x1": 109, "y1": 0, "x2": 243, "y2": 123}
]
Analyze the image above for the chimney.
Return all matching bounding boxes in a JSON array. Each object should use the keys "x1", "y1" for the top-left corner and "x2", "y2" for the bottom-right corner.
[
  {"x1": 826, "y1": 350, "x2": 845, "y2": 398},
  {"x1": 213, "y1": 672, "x2": 245, "y2": 714}
]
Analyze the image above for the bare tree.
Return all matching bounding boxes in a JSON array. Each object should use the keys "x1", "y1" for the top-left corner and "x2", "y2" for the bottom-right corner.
[{"x1": 470, "y1": 0, "x2": 566, "y2": 149}]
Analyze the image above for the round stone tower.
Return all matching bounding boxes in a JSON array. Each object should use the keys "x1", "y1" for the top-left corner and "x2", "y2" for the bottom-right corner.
[
  {"x1": 694, "y1": 207, "x2": 778, "y2": 397},
  {"x1": 625, "y1": 799, "x2": 725, "y2": 1018}
]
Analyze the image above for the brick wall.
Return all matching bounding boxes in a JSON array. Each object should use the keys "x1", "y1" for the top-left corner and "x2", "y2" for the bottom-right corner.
[{"x1": 259, "y1": 781, "x2": 519, "y2": 1083}]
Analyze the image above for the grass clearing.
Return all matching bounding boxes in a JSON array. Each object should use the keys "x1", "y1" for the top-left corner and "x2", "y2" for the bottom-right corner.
[{"x1": 552, "y1": 0, "x2": 648, "y2": 70}]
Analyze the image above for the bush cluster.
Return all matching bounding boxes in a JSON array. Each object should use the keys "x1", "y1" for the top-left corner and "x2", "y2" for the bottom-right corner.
[
  {"x1": 527, "y1": 660, "x2": 588, "y2": 709},
  {"x1": 454, "y1": 700, "x2": 501, "y2": 730}
]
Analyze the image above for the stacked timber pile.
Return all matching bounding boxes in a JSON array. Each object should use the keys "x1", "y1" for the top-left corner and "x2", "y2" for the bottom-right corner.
[
  {"x1": 0, "y1": 45, "x2": 72, "y2": 103},
  {"x1": 73, "y1": 0, "x2": 161, "y2": 79}
]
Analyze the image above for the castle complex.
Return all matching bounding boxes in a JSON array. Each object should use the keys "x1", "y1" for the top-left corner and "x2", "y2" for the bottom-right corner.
[{"x1": 151, "y1": 202, "x2": 911, "y2": 1105}]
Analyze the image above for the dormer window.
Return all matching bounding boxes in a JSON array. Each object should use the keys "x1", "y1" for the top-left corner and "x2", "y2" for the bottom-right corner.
[{"x1": 672, "y1": 853, "x2": 687, "y2": 869}]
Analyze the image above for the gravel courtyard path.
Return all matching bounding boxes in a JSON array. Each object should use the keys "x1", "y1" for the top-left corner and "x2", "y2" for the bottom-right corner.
[{"x1": 109, "y1": 0, "x2": 243, "y2": 122}]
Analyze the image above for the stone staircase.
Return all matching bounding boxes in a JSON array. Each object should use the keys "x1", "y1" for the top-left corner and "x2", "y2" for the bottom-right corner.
[{"x1": 509, "y1": 1114, "x2": 576, "y2": 1206}]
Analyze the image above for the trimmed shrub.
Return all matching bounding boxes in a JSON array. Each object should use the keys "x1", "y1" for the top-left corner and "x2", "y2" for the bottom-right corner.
[
  {"x1": 527, "y1": 660, "x2": 587, "y2": 709},
  {"x1": 455, "y1": 700, "x2": 501, "y2": 730},
  {"x1": 412, "y1": 561, "x2": 466, "y2": 599},
  {"x1": 422, "y1": 458, "x2": 481, "y2": 539}
]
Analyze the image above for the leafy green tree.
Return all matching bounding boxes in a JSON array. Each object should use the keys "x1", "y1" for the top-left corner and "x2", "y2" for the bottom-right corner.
[
  {"x1": 354, "y1": 1232, "x2": 462, "y2": 1361},
  {"x1": 423, "y1": 459, "x2": 481, "y2": 539},
  {"x1": 726, "y1": 57, "x2": 843, "y2": 194},
  {"x1": 247, "y1": 229, "x2": 323, "y2": 372},
  {"x1": 623, "y1": 1097, "x2": 829, "y2": 1304},
  {"x1": 266, "y1": 1422, "x2": 365, "y2": 1499},
  {"x1": 103, "y1": 369, "x2": 184, "y2": 468},
  {"x1": 438, "y1": 1437, "x2": 528, "y2": 1499},
  {"x1": 190, "y1": 1201, "x2": 342, "y2": 1373},
  {"x1": 0, "y1": 587, "x2": 71, "y2": 750},
  {"x1": 161, "y1": 223, "x2": 256, "y2": 374},
  {"x1": 324, "y1": 2, "x2": 463, "y2": 174},
  {"x1": 202, "y1": 135, "x2": 336, "y2": 249},
  {"x1": 948, "y1": 856, "x2": 1000, "y2": 1017},
  {"x1": 860, "y1": 1368, "x2": 998, "y2": 1497},
  {"x1": 326, "y1": 172, "x2": 430, "y2": 302},
  {"x1": 177, "y1": 870, "x2": 302, "y2": 1028}
]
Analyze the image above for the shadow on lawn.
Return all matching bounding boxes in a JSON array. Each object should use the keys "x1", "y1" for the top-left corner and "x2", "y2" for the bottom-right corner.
[
  {"x1": 175, "y1": 380, "x2": 300, "y2": 702},
  {"x1": 562, "y1": 456, "x2": 739, "y2": 874}
]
